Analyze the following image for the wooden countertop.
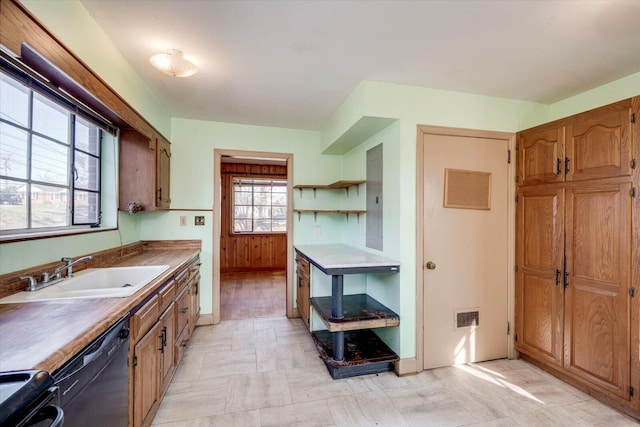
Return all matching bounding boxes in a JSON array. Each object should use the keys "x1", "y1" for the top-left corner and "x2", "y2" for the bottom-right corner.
[
  {"x1": 0, "y1": 247, "x2": 200, "y2": 373},
  {"x1": 294, "y1": 244, "x2": 400, "y2": 275}
]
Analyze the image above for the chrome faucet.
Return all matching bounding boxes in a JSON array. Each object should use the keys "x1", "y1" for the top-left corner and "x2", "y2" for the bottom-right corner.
[
  {"x1": 57, "y1": 255, "x2": 93, "y2": 278},
  {"x1": 20, "y1": 255, "x2": 93, "y2": 292}
]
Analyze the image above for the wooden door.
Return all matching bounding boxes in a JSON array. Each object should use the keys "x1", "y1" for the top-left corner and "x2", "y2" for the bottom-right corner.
[
  {"x1": 564, "y1": 182, "x2": 631, "y2": 399},
  {"x1": 156, "y1": 136, "x2": 171, "y2": 208},
  {"x1": 518, "y1": 125, "x2": 565, "y2": 185},
  {"x1": 133, "y1": 322, "x2": 160, "y2": 427},
  {"x1": 566, "y1": 106, "x2": 632, "y2": 182},
  {"x1": 159, "y1": 304, "x2": 175, "y2": 396},
  {"x1": 515, "y1": 186, "x2": 565, "y2": 366},
  {"x1": 422, "y1": 131, "x2": 510, "y2": 369}
]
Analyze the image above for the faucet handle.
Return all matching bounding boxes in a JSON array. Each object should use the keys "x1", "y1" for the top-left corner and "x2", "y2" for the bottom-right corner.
[
  {"x1": 20, "y1": 275, "x2": 37, "y2": 291},
  {"x1": 61, "y1": 257, "x2": 73, "y2": 263}
]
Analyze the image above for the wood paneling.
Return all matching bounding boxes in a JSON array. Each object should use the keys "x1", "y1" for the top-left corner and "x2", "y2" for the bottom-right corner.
[{"x1": 220, "y1": 163, "x2": 287, "y2": 272}]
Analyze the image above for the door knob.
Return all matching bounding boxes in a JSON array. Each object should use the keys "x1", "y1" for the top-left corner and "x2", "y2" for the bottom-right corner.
[{"x1": 426, "y1": 261, "x2": 436, "y2": 270}]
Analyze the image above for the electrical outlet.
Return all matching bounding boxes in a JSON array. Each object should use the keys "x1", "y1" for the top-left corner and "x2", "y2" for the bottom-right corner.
[
  {"x1": 195, "y1": 216, "x2": 205, "y2": 226},
  {"x1": 314, "y1": 226, "x2": 321, "y2": 236},
  {"x1": 179, "y1": 216, "x2": 187, "y2": 226}
]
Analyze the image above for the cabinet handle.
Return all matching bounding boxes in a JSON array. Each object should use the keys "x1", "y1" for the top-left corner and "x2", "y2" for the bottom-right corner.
[
  {"x1": 555, "y1": 269, "x2": 561, "y2": 286},
  {"x1": 564, "y1": 271, "x2": 569, "y2": 289},
  {"x1": 565, "y1": 157, "x2": 570, "y2": 174},
  {"x1": 298, "y1": 276, "x2": 302, "y2": 288},
  {"x1": 181, "y1": 307, "x2": 188, "y2": 314},
  {"x1": 556, "y1": 158, "x2": 561, "y2": 175},
  {"x1": 157, "y1": 188, "x2": 162, "y2": 201},
  {"x1": 159, "y1": 327, "x2": 167, "y2": 353}
]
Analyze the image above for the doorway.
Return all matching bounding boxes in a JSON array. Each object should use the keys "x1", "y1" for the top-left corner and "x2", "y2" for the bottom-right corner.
[
  {"x1": 416, "y1": 126, "x2": 516, "y2": 370},
  {"x1": 213, "y1": 150, "x2": 294, "y2": 324}
]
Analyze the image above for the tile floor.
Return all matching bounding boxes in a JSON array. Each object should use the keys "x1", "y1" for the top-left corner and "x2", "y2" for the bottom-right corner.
[{"x1": 152, "y1": 316, "x2": 636, "y2": 426}]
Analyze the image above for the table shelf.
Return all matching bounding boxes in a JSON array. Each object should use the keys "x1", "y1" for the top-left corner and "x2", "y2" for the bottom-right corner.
[{"x1": 310, "y1": 294, "x2": 399, "y2": 332}]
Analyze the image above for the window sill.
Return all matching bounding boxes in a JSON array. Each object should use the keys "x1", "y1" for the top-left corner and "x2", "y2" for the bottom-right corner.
[{"x1": 0, "y1": 226, "x2": 117, "y2": 244}]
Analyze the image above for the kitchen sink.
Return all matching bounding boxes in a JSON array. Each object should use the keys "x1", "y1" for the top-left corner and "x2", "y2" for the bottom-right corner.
[{"x1": 0, "y1": 265, "x2": 170, "y2": 304}]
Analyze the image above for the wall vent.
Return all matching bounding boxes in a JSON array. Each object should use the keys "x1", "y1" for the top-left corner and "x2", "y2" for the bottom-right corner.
[{"x1": 454, "y1": 309, "x2": 480, "y2": 330}]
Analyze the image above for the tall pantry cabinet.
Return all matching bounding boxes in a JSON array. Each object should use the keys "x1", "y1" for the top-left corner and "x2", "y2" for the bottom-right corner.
[{"x1": 515, "y1": 97, "x2": 639, "y2": 419}]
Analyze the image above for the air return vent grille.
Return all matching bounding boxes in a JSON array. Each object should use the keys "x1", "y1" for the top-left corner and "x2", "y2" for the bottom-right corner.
[{"x1": 455, "y1": 310, "x2": 479, "y2": 330}]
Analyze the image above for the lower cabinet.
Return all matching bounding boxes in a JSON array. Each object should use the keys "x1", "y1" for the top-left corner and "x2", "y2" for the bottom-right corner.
[
  {"x1": 296, "y1": 254, "x2": 310, "y2": 329},
  {"x1": 130, "y1": 257, "x2": 200, "y2": 427}
]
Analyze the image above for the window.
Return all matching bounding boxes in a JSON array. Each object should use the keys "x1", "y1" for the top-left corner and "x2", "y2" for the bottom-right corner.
[
  {"x1": 232, "y1": 178, "x2": 287, "y2": 233},
  {"x1": 0, "y1": 69, "x2": 106, "y2": 233}
]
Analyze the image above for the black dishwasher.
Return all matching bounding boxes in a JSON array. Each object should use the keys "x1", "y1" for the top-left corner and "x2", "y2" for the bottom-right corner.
[{"x1": 53, "y1": 314, "x2": 130, "y2": 427}]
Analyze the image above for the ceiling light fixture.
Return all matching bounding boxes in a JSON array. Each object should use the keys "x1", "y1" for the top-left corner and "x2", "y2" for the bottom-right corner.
[{"x1": 149, "y1": 49, "x2": 197, "y2": 77}]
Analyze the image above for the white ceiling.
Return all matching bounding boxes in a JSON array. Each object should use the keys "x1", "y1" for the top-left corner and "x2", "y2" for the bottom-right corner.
[{"x1": 79, "y1": 0, "x2": 640, "y2": 131}]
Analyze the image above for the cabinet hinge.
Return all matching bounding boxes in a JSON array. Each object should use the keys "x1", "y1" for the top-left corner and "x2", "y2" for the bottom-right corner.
[
  {"x1": 630, "y1": 386, "x2": 635, "y2": 397},
  {"x1": 132, "y1": 355, "x2": 138, "y2": 368},
  {"x1": 631, "y1": 113, "x2": 636, "y2": 124},
  {"x1": 507, "y1": 321, "x2": 511, "y2": 335},
  {"x1": 514, "y1": 333, "x2": 518, "y2": 342},
  {"x1": 508, "y1": 150, "x2": 511, "y2": 164},
  {"x1": 515, "y1": 195, "x2": 519, "y2": 203},
  {"x1": 631, "y1": 187, "x2": 637, "y2": 198},
  {"x1": 630, "y1": 287, "x2": 636, "y2": 297},
  {"x1": 516, "y1": 143, "x2": 520, "y2": 150},
  {"x1": 515, "y1": 265, "x2": 519, "y2": 272},
  {"x1": 631, "y1": 159, "x2": 637, "y2": 169},
  {"x1": 515, "y1": 175, "x2": 519, "y2": 183}
]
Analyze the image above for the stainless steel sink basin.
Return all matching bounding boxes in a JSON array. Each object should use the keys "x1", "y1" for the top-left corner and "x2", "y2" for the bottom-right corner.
[{"x1": 0, "y1": 265, "x2": 170, "y2": 303}]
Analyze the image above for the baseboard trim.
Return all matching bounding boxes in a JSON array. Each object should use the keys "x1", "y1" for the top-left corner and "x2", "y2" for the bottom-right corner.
[
  {"x1": 395, "y1": 358, "x2": 420, "y2": 376},
  {"x1": 196, "y1": 314, "x2": 214, "y2": 326}
]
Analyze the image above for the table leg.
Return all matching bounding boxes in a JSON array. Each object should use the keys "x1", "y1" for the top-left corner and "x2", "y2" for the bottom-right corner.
[{"x1": 331, "y1": 275, "x2": 344, "y2": 361}]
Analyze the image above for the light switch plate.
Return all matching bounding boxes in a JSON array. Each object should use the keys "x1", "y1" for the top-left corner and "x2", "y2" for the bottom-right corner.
[
  {"x1": 195, "y1": 216, "x2": 205, "y2": 226},
  {"x1": 179, "y1": 216, "x2": 187, "y2": 226}
]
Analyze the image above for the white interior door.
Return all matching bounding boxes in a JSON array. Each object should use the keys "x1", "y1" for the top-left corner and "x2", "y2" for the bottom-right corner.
[{"x1": 422, "y1": 132, "x2": 509, "y2": 369}]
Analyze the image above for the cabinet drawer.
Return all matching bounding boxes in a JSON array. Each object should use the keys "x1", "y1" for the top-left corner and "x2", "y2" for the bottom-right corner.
[
  {"x1": 175, "y1": 286, "x2": 189, "y2": 337},
  {"x1": 132, "y1": 294, "x2": 160, "y2": 340},
  {"x1": 174, "y1": 327, "x2": 189, "y2": 366},
  {"x1": 158, "y1": 280, "x2": 176, "y2": 314},
  {"x1": 296, "y1": 253, "x2": 310, "y2": 276},
  {"x1": 175, "y1": 268, "x2": 190, "y2": 293}
]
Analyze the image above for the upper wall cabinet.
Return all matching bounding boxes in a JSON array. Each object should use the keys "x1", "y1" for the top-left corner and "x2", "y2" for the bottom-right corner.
[
  {"x1": 565, "y1": 105, "x2": 632, "y2": 182},
  {"x1": 517, "y1": 124, "x2": 565, "y2": 186},
  {"x1": 119, "y1": 129, "x2": 171, "y2": 211},
  {"x1": 517, "y1": 99, "x2": 634, "y2": 186}
]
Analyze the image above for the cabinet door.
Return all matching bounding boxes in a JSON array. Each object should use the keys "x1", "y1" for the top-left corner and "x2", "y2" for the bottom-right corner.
[
  {"x1": 156, "y1": 136, "x2": 171, "y2": 209},
  {"x1": 296, "y1": 268, "x2": 310, "y2": 329},
  {"x1": 188, "y1": 273, "x2": 200, "y2": 337},
  {"x1": 564, "y1": 182, "x2": 631, "y2": 399},
  {"x1": 133, "y1": 322, "x2": 160, "y2": 427},
  {"x1": 119, "y1": 129, "x2": 156, "y2": 211},
  {"x1": 566, "y1": 107, "x2": 632, "y2": 181},
  {"x1": 517, "y1": 125, "x2": 565, "y2": 185},
  {"x1": 159, "y1": 303, "x2": 175, "y2": 396},
  {"x1": 515, "y1": 186, "x2": 565, "y2": 366}
]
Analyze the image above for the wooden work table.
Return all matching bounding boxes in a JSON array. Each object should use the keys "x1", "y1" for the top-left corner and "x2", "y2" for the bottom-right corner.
[{"x1": 0, "y1": 243, "x2": 200, "y2": 373}]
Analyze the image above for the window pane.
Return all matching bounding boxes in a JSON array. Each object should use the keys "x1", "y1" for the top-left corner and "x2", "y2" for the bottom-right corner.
[
  {"x1": 73, "y1": 191, "x2": 99, "y2": 224},
  {"x1": 272, "y1": 207, "x2": 286, "y2": 219},
  {"x1": 234, "y1": 191, "x2": 252, "y2": 205},
  {"x1": 75, "y1": 118, "x2": 100, "y2": 155},
  {"x1": 31, "y1": 185, "x2": 68, "y2": 228},
  {"x1": 253, "y1": 206, "x2": 271, "y2": 219},
  {"x1": 272, "y1": 184, "x2": 286, "y2": 193},
  {"x1": 234, "y1": 205, "x2": 251, "y2": 219},
  {"x1": 253, "y1": 192, "x2": 270, "y2": 206},
  {"x1": 233, "y1": 219, "x2": 252, "y2": 232},
  {"x1": 272, "y1": 192, "x2": 286, "y2": 206},
  {"x1": 253, "y1": 219, "x2": 271, "y2": 232},
  {"x1": 74, "y1": 151, "x2": 100, "y2": 191},
  {"x1": 33, "y1": 93, "x2": 69, "y2": 142},
  {"x1": 32, "y1": 135, "x2": 69, "y2": 185},
  {"x1": 0, "y1": 123, "x2": 28, "y2": 179},
  {"x1": 0, "y1": 179, "x2": 26, "y2": 230},
  {"x1": 0, "y1": 74, "x2": 29, "y2": 127},
  {"x1": 272, "y1": 220, "x2": 286, "y2": 232}
]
